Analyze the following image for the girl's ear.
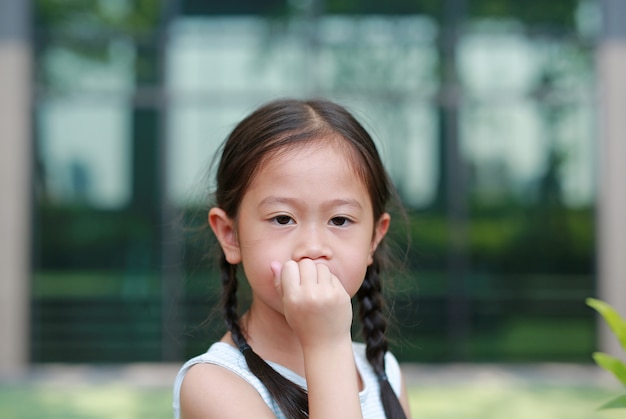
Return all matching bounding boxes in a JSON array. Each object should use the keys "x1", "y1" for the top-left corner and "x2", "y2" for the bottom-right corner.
[
  {"x1": 208, "y1": 207, "x2": 241, "y2": 264},
  {"x1": 369, "y1": 212, "x2": 391, "y2": 264}
]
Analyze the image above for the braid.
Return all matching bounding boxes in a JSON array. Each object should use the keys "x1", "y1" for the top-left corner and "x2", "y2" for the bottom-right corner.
[
  {"x1": 218, "y1": 253, "x2": 309, "y2": 418},
  {"x1": 219, "y1": 254, "x2": 246, "y2": 348},
  {"x1": 357, "y1": 258, "x2": 407, "y2": 419}
]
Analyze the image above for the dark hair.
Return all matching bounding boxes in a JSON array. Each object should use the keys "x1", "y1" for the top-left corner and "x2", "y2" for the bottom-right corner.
[{"x1": 213, "y1": 98, "x2": 406, "y2": 419}]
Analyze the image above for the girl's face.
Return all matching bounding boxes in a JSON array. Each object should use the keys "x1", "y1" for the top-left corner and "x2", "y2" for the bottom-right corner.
[{"x1": 212, "y1": 139, "x2": 389, "y2": 315}]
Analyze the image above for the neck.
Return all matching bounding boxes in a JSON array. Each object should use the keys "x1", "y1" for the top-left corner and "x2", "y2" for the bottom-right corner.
[{"x1": 241, "y1": 300, "x2": 306, "y2": 376}]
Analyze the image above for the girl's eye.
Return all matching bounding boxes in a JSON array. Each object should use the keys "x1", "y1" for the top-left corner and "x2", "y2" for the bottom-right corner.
[
  {"x1": 272, "y1": 215, "x2": 293, "y2": 225},
  {"x1": 330, "y1": 217, "x2": 351, "y2": 226}
]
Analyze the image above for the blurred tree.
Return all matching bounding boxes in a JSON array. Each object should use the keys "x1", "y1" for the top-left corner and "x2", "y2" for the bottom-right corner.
[
  {"x1": 31, "y1": 0, "x2": 595, "y2": 362},
  {"x1": 470, "y1": 0, "x2": 579, "y2": 29},
  {"x1": 34, "y1": 0, "x2": 163, "y2": 83},
  {"x1": 34, "y1": 0, "x2": 167, "y2": 258}
]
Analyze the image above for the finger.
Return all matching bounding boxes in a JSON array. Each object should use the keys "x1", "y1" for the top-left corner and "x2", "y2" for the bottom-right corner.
[
  {"x1": 315, "y1": 263, "x2": 333, "y2": 286},
  {"x1": 280, "y1": 260, "x2": 300, "y2": 295},
  {"x1": 270, "y1": 261, "x2": 283, "y2": 296},
  {"x1": 318, "y1": 265, "x2": 346, "y2": 293},
  {"x1": 298, "y1": 258, "x2": 318, "y2": 285}
]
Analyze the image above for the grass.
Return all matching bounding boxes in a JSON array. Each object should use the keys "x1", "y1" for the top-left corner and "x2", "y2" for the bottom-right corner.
[
  {"x1": 408, "y1": 385, "x2": 624, "y2": 419},
  {"x1": 0, "y1": 383, "x2": 169, "y2": 419},
  {"x1": 0, "y1": 381, "x2": 623, "y2": 418}
]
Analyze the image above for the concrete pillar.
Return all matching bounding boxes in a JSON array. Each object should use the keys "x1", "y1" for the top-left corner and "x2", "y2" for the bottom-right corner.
[
  {"x1": 0, "y1": 0, "x2": 32, "y2": 375},
  {"x1": 597, "y1": 0, "x2": 626, "y2": 358}
]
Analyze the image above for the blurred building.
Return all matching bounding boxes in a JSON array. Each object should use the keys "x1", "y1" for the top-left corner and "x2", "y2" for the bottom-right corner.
[{"x1": 1, "y1": 0, "x2": 625, "y2": 373}]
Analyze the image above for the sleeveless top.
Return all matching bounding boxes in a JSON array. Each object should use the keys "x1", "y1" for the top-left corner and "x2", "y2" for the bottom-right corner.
[{"x1": 172, "y1": 341, "x2": 403, "y2": 418}]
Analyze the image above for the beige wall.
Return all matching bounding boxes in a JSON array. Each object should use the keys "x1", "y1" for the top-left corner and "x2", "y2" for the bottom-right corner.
[
  {"x1": 597, "y1": 40, "x2": 626, "y2": 358},
  {"x1": 0, "y1": 36, "x2": 32, "y2": 375}
]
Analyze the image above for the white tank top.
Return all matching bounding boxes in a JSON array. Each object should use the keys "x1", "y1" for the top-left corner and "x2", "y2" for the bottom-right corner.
[{"x1": 172, "y1": 341, "x2": 402, "y2": 418}]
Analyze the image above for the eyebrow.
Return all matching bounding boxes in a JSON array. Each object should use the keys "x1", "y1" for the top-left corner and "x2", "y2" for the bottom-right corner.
[{"x1": 258, "y1": 196, "x2": 363, "y2": 211}]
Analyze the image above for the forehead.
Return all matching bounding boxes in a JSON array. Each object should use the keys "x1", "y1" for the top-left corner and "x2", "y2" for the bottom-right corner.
[
  {"x1": 243, "y1": 140, "x2": 369, "y2": 202},
  {"x1": 255, "y1": 138, "x2": 366, "y2": 183}
]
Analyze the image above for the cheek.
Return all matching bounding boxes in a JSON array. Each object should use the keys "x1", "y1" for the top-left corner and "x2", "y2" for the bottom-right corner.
[
  {"x1": 339, "y1": 263, "x2": 369, "y2": 298},
  {"x1": 239, "y1": 241, "x2": 285, "y2": 289}
]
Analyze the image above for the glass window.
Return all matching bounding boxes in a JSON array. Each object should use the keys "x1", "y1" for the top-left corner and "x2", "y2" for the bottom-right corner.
[{"x1": 38, "y1": 99, "x2": 131, "y2": 208}]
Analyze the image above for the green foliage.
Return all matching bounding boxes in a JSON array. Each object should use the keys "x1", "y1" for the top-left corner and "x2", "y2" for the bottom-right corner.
[
  {"x1": 470, "y1": 0, "x2": 579, "y2": 28},
  {"x1": 324, "y1": 0, "x2": 579, "y2": 28},
  {"x1": 599, "y1": 395, "x2": 626, "y2": 410},
  {"x1": 35, "y1": 0, "x2": 163, "y2": 35},
  {"x1": 34, "y1": 0, "x2": 164, "y2": 89},
  {"x1": 587, "y1": 298, "x2": 626, "y2": 350},
  {"x1": 593, "y1": 353, "x2": 626, "y2": 387},
  {"x1": 586, "y1": 297, "x2": 626, "y2": 410}
]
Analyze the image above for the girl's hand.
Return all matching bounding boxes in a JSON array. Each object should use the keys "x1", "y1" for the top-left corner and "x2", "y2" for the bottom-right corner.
[
  {"x1": 271, "y1": 259, "x2": 353, "y2": 349},
  {"x1": 271, "y1": 259, "x2": 362, "y2": 418}
]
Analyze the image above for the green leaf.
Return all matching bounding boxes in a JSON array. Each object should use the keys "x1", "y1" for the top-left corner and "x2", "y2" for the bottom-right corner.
[
  {"x1": 593, "y1": 352, "x2": 626, "y2": 387},
  {"x1": 586, "y1": 298, "x2": 626, "y2": 350},
  {"x1": 598, "y1": 394, "x2": 626, "y2": 410}
]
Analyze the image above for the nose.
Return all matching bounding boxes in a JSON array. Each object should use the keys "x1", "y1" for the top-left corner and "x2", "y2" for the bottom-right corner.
[{"x1": 292, "y1": 223, "x2": 333, "y2": 261}]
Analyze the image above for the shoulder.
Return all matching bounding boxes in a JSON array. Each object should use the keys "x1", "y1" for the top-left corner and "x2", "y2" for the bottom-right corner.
[
  {"x1": 351, "y1": 342, "x2": 403, "y2": 396},
  {"x1": 179, "y1": 363, "x2": 275, "y2": 419},
  {"x1": 174, "y1": 343, "x2": 276, "y2": 419}
]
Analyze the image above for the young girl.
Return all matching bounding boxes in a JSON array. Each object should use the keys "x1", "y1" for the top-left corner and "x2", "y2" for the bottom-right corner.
[{"x1": 173, "y1": 98, "x2": 411, "y2": 419}]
